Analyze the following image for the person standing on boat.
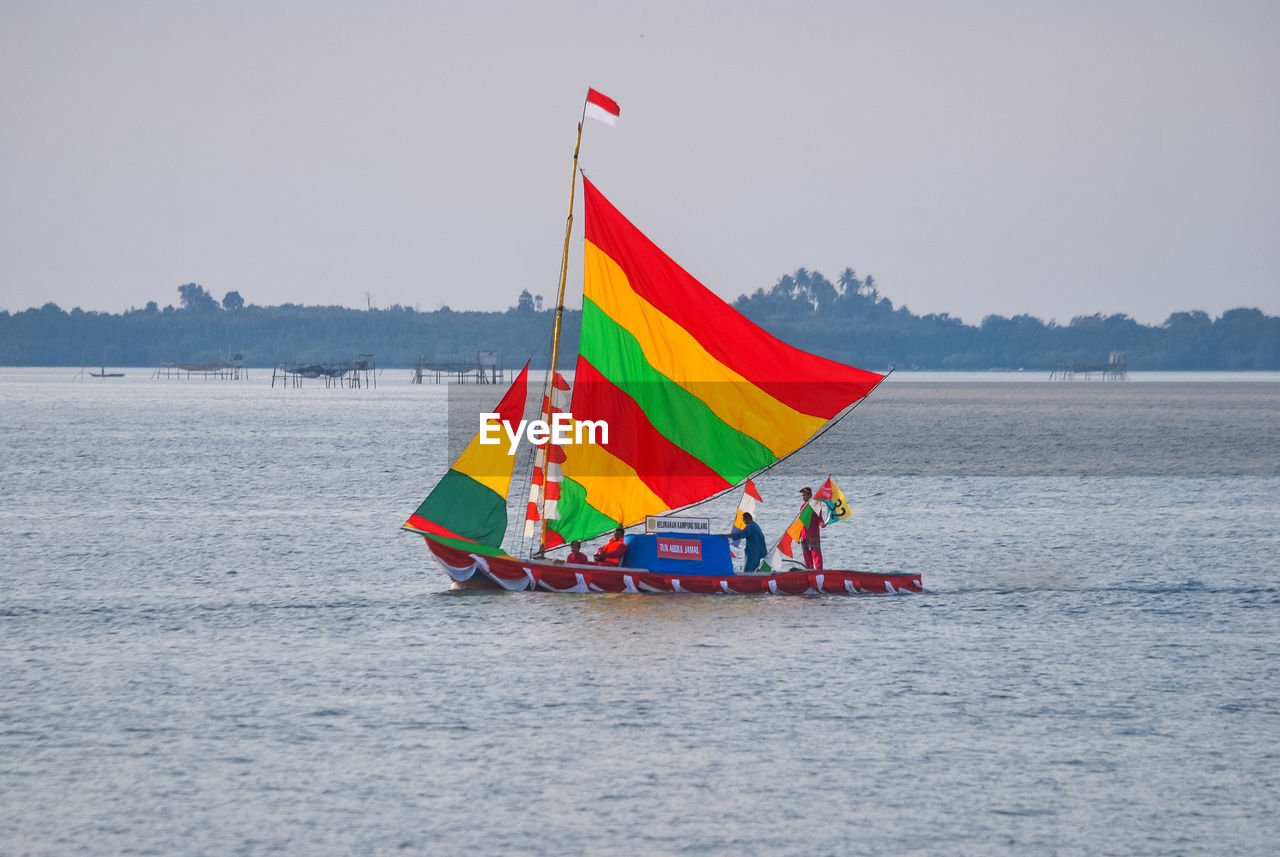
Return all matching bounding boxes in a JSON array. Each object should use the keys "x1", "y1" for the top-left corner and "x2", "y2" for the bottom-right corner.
[
  {"x1": 594, "y1": 527, "x2": 628, "y2": 566},
  {"x1": 798, "y1": 486, "x2": 826, "y2": 570},
  {"x1": 727, "y1": 512, "x2": 767, "y2": 573},
  {"x1": 565, "y1": 541, "x2": 589, "y2": 564}
]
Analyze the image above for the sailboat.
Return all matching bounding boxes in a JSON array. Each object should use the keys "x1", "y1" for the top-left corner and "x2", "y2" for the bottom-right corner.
[{"x1": 402, "y1": 91, "x2": 921, "y2": 595}]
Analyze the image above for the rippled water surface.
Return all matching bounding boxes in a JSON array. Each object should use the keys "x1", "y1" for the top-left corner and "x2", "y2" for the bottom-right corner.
[{"x1": 2, "y1": 369, "x2": 1278, "y2": 856}]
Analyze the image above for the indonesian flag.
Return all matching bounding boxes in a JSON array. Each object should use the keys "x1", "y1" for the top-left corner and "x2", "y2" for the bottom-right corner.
[{"x1": 585, "y1": 88, "x2": 620, "y2": 126}]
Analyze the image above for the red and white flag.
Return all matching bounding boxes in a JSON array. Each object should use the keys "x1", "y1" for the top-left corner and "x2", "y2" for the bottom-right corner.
[{"x1": 585, "y1": 88, "x2": 620, "y2": 126}]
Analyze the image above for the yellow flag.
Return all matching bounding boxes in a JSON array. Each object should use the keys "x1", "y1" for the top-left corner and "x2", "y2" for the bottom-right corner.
[{"x1": 817, "y1": 477, "x2": 852, "y2": 524}]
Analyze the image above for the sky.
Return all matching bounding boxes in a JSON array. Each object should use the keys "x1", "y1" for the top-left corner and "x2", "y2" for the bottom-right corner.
[{"x1": 2, "y1": 0, "x2": 1278, "y2": 325}]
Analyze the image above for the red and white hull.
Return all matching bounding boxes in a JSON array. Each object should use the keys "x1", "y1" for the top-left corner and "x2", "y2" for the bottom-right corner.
[{"x1": 426, "y1": 539, "x2": 922, "y2": 595}]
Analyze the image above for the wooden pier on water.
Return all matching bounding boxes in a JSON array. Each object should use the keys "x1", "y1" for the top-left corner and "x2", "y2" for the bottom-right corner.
[
  {"x1": 412, "y1": 350, "x2": 505, "y2": 384},
  {"x1": 272, "y1": 355, "x2": 377, "y2": 388},
  {"x1": 1050, "y1": 351, "x2": 1128, "y2": 381}
]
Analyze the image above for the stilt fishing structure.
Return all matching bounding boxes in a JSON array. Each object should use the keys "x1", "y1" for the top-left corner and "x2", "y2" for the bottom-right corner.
[
  {"x1": 1050, "y1": 351, "x2": 1127, "y2": 381},
  {"x1": 272, "y1": 355, "x2": 376, "y2": 388},
  {"x1": 412, "y1": 350, "x2": 504, "y2": 384},
  {"x1": 153, "y1": 356, "x2": 246, "y2": 380}
]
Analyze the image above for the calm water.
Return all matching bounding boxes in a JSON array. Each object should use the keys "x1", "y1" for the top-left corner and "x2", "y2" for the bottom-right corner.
[{"x1": 2, "y1": 368, "x2": 1278, "y2": 856}]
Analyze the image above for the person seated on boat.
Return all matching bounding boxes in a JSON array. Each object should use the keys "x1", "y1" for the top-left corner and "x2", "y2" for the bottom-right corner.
[
  {"x1": 726, "y1": 512, "x2": 767, "y2": 573},
  {"x1": 565, "y1": 541, "x2": 589, "y2": 565},
  {"x1": 799, "y1": 486, "x2": 826, "y2": 571},
  {"x1": 594, "y1": 527, "x2": 628, "y2": 566}
]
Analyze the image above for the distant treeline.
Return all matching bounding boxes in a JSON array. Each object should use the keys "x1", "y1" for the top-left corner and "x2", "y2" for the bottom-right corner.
[
  {"x1": 2, "y1": 276, "x2": 1277, "y2": 370},
  {"x1": 733, "y1": 268, "x2": 1280, "y2": 371}
]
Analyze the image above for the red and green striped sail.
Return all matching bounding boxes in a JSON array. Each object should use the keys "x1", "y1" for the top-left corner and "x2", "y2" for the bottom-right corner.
[
  {"x1": 545, "y1": 179, "x2": 883, "y2": 546},
  {"x1": 403, "y1": 363, "x2": 529, "y2": 555}
]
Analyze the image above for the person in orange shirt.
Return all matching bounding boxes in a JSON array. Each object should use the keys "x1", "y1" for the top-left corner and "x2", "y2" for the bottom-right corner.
[{"x1": 594, "y1": 527, "x2": 628, "y2": 566}]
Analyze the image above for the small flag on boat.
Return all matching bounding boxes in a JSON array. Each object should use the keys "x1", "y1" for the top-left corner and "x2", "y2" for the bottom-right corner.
[
  {"x1": 731, "y1": 479, "x2": 762, "y2": 548},
  {"x1": 815, "y1": 477, "x2": 852, "y2": 524},
  {"x1": 585, "y1": 88, "x2": 620, "y2": 125}
]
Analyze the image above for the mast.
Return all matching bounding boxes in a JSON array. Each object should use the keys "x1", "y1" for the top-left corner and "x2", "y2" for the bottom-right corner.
[
  {"x1": 547, "y1": 115, "x2": 584, "y2": 401},
  {"x1": 534, "y1": 98, "x2": 589, "y2": 555}
]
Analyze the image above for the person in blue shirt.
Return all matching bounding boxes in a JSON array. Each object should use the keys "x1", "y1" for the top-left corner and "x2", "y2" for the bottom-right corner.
[{"x1": 727, "y1": 512, "x2": 767, "y2": 573}]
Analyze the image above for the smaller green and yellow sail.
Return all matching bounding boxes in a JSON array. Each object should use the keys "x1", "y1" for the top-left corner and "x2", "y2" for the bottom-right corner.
[{"x1": 403, "y1": 363, "x2": 529, "y2": 555}]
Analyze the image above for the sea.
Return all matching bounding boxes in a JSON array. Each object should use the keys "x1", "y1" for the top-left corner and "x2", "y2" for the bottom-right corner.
[{"x1": 2, "y1": 367, "x2": 1278, "y2": 856}]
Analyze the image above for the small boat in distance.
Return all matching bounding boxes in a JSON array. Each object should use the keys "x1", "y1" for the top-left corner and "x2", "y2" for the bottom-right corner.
[
  {"x1": 402, "y1": 90, "x2": 921, "y2": 595},
  {"x1": 89, "y1": 365, "x2": 125, "y2": 378}
]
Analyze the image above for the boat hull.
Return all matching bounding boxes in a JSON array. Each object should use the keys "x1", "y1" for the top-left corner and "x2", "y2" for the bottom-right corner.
[{"x1": 424, "y1": 539, "x2": 922, "y2": 595}]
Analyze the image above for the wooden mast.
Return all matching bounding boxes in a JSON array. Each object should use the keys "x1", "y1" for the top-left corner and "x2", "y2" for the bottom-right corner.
[{"x1": 534, "y1": 98, "x2": 588, "y2": 555}]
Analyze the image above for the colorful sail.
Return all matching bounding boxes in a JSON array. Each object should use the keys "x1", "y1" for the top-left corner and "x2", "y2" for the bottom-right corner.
[
  {"x1": 545, "y1": 178, "x2": 884, "y2": 546},
  {"x1": 403, "y1": 363, "x2": 530, "y2": 553}
]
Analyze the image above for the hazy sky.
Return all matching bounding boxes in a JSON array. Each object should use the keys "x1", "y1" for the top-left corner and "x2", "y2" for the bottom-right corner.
[{"x1": 3, "y1": 0, "x2": 1277, "y2": 324}]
